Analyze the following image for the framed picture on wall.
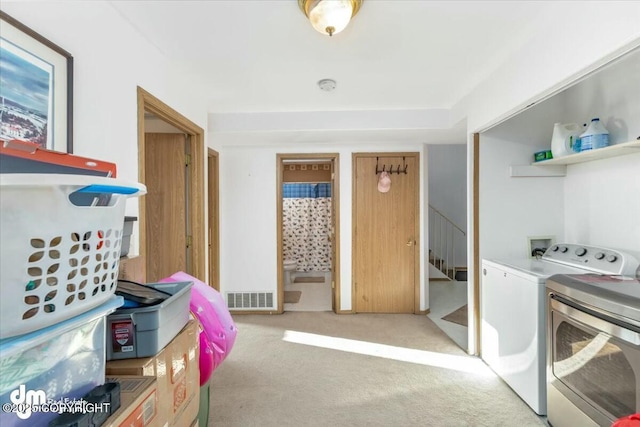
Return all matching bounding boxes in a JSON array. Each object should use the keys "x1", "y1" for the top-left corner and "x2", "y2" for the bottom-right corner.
[{"x1": 0, "y1": 11, "x2": 73, "y2": 153}]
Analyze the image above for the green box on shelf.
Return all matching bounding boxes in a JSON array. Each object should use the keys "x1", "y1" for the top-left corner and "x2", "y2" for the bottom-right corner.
[{"x1": 534, "y1": 150, "x2": 553, "y2": 162}]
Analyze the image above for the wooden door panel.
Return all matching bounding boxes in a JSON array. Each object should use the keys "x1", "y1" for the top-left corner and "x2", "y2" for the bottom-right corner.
[
  {"x1": 354, "y1": 155, "x2": 417, "y2": 313},
  {"x1": 145, "y1": 133, "x2": 187, "y2": 282},
  {"x1": 207, "y1": 150, "x2": 219, "y2": 291}
]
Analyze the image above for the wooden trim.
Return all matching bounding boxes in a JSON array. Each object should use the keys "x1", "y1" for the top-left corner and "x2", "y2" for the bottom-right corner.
[
  {"x1": 277, "y1": 153, "x2": 340, "y2": 314},
  {"x1": 353, "y1": 151, "x2": 419, "y2": 157},
  {"x1": 413, "y1": 153, "x2": 420, "y2": 314},
  {"x1": 333, "y1": 155, "x2": 341, "y2": 313},
  {"x1": 351, "y1": 152, "x2": 421, "y2": 314},
  {"x1": 351, "y1": 154, "x2": 357, "y2": 312},
  {"x1": 416, "y1": 309, "x2": 430, "y2": 315},
  {"x1": 276, "y1": 155, "x2": 284, "y2": 314},
  {"x1": 473, "y1": 133, "x2": 481, "y2": 355},
  {"x1": 136, "y1": 92, "x2": 146, "y2": 263},
  {"x1": 208, "y1": 149, "x2": 220, "y2": 290},
  {"x1": 137, "y1": 87, "x2": 206, "y2": 281}
]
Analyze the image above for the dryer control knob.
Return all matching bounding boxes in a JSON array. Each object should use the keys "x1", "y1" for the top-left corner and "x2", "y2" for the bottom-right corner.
[
  {"x1": 551, "y1": 245, "x2": 559, "y2": 252},
  {"x1": 575, "y1": 248, "x2": 587, "y2": 257},
  {"x1": 560, "y1": 246, "x2": 568, "y2": 253},
  {"x1": 595, "y1": 252, "x2": 605, "y2": 260},
  {"x1": 606, "y1": 254, "x2": 618, "y2": 263}
]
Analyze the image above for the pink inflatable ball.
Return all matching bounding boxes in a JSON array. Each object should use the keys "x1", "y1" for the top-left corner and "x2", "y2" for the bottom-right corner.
[
  {"x1": 190, "y1": 284, "x2": 229, "y2": 366},
  {"x1": 157, "y1": 272, "x2": 238, "y2": 378},
  {"x1": 198, "y1": 325, "x2": 215, "y2": 386},
  {"x1": 160, "y1": 272, "x2": 237, "y2": 354}
]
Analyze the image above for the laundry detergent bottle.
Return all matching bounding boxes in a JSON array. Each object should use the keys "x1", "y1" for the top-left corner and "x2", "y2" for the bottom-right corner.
[
  {"x1": 551, "y1": 123, "x2": 582, "y2": 157},
  {"x1": 579, "y1": 118, "x2": 609, "y2": 151}
]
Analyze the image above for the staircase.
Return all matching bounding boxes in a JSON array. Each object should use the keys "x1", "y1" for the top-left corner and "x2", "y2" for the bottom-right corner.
[{"x1": 429, "y1": 204, "x2": 467, "y2": 281}]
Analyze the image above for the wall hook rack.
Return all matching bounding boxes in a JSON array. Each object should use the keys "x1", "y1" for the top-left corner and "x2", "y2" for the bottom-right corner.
[{"x1": 375, "y1": 156, "x2": 408, "y2": 175}]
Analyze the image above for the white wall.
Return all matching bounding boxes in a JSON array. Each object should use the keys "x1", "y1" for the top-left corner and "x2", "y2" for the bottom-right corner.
[
  {"x1": 1, "y1": 2, "x2": 210, "y2": 257},
  {"x1": 427, "y1": 144, "x2": 467, "y2": 266},
  {"x1": 564, "y1": 154, "x2": 640, "y2": 255},
  {"x1": 219, "y1": 142, "x2": 428, "y2": 312},
  {"x1": 478, "y1": 138, "x2": 565, "y2": 262}
]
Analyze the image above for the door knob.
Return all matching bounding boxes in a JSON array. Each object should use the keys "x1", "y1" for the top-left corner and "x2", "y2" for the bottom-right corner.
[{"x1": 406, "y1": 240, "x2": 414, "y2": 247}]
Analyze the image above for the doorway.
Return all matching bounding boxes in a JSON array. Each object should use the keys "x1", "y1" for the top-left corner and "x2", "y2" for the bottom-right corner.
[
  {"x1": 424, "y1": 143, "x2": 469, "y2": 351},
  {"x1": 352, "y1": 152, "x2": 420, "y2": 313},
  {"x1": 276, "y1": 153, "x2": 340, "y2": 313},
  {"x1": 137, "y1": 87, "x2": 206, "y2": 282}
]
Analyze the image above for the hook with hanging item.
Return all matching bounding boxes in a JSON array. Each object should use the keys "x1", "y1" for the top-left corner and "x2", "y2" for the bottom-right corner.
[{"x1": 375, "y1": 156, "x2": 409, "y2": 175}]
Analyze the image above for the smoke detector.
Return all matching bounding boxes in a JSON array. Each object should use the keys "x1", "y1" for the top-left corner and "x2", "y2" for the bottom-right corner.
[{"x1": 318, "y1": 79, "x2": 337, "y2": 92}]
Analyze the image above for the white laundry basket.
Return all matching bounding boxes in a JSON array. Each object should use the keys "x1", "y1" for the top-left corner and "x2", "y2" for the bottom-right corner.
[{"x1": 0, "y1": 174, "x2": 146, "y2": 339}]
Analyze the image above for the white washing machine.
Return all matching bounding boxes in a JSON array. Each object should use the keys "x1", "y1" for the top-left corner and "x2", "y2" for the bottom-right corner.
[{"x1": 481, "y1": 243, "x2": 639, "y2": 416}]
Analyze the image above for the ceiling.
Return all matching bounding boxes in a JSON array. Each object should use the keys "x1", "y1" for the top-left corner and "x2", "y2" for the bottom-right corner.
[{"x1": 112, "y1": 1, "x2": 554, "y2": 144}]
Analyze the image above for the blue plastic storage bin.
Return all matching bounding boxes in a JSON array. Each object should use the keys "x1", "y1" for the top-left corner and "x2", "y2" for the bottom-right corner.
[
  {"x1": 106, "y1": 281, "x2": 193, "y2": 360},
  {"x1": 0, "y1": 296, "x2": 122, "y2": 427}
]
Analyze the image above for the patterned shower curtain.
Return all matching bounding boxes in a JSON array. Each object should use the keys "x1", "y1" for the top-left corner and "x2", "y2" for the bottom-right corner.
[{"x1": 283, "y1": 183, "x2": 332, "y2": 272}]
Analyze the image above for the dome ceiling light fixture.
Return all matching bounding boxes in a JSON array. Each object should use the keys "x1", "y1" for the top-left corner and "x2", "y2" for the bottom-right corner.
[{"x1": 298, "y1": 0, "x2": 363, "y2": 37}]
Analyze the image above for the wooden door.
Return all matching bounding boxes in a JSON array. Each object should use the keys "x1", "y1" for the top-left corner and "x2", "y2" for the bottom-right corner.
[
  {"x1": 207, "y1": 149, "x2": 220, "y2": 291},
  {"x1": 353, "y1": 153, "x2": 418, "y2": 313},
  {"x1": 144, "y1": 133, "x2": 188, "y2": 282}
]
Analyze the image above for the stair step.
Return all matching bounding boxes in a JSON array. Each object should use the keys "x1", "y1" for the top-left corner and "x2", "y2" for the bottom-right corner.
[
  {"x1": 429, "y1": 258, "x2": 468, "y2": 281},
  {"x1": 454, "y1": 270, "x2": 468, "y2": 281}
]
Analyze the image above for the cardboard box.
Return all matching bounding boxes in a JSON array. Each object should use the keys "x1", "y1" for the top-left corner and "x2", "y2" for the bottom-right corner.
[
  {"x1": 118, "y1": 255, "x2": 146, "y2": 283},
  {"x1": 106, "y1": 320, "x2": 200, "y2": 427},
  {"x1": 103, "y1": 376, "x2": 164, "y2": 427}
]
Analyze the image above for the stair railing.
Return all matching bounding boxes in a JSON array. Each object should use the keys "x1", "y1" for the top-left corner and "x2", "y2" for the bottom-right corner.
[{"x1": 428, "y1": 204, "x2": 466, "y2": 280}]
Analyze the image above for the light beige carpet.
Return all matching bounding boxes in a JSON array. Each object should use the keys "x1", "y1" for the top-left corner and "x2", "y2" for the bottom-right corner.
[
  {"x1": 208, "y1": 312, "x2": 545, "y2": 427},
  {"x1": 442, "y1": 304, "x2": 468, "y2": 327}
]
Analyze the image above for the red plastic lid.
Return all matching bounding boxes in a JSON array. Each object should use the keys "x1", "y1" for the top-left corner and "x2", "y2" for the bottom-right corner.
[{"x1": 612, "y1": 414, "x2": 640, "y2": 427}]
